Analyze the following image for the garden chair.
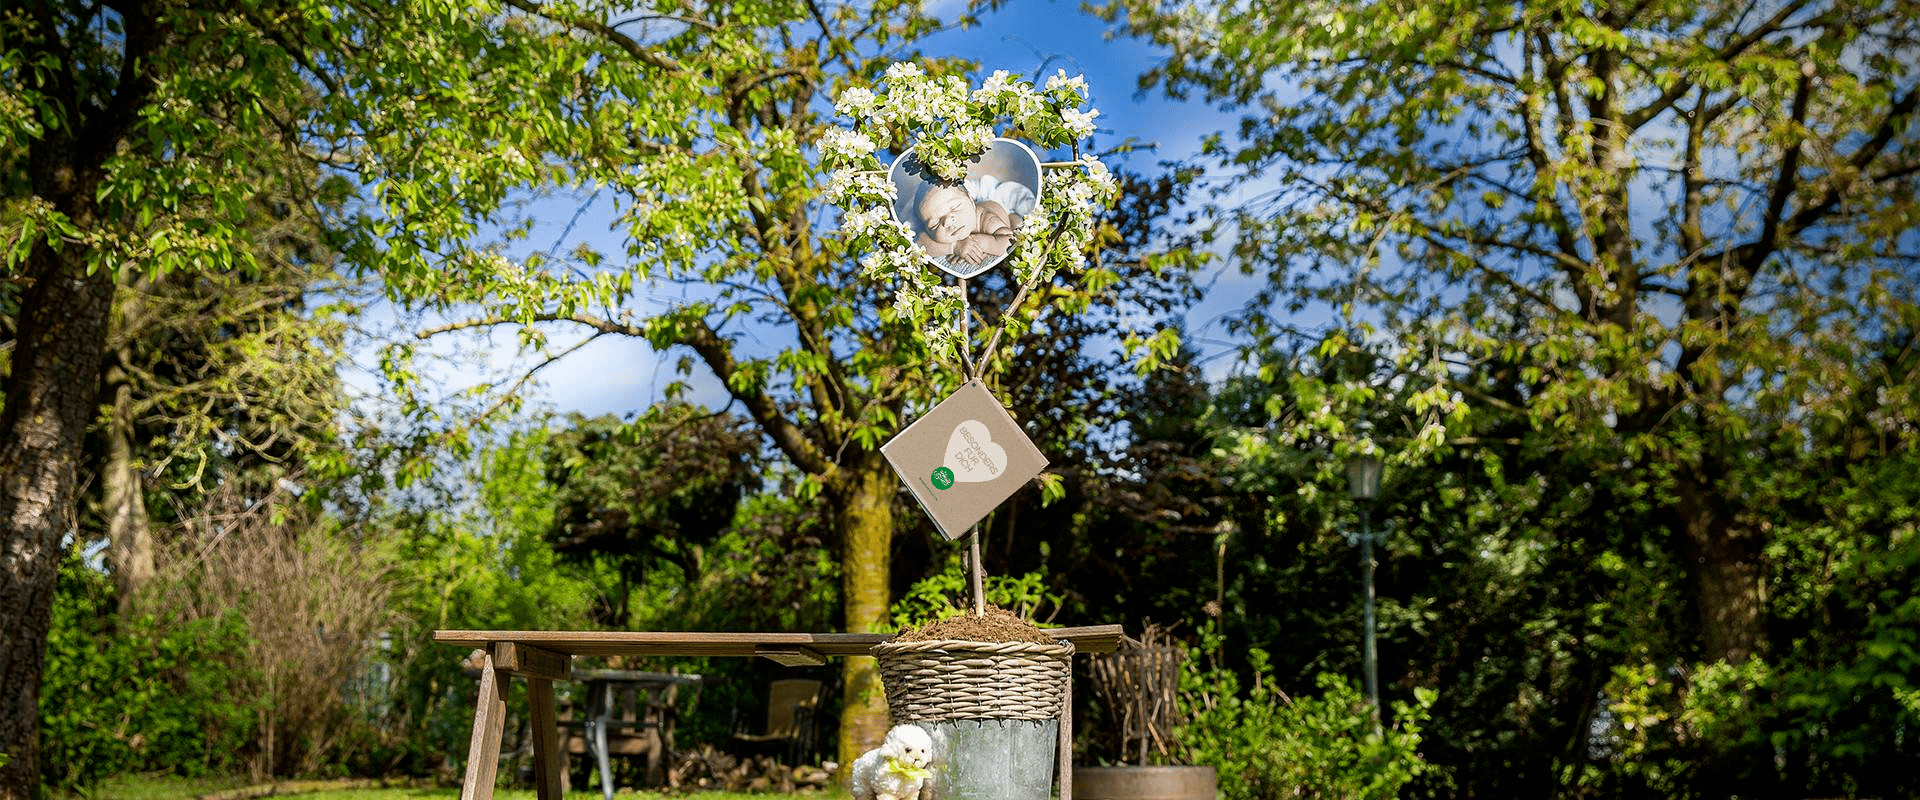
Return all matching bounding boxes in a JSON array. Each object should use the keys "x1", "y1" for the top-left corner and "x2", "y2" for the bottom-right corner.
[{"x1": 730, "y1": 677, "x2": 824, "y2": 764}]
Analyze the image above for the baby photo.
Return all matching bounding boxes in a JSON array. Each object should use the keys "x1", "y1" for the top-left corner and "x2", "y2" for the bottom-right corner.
[{"x1": 889, "y1": 138, "x2": 1042, "y2": 279}]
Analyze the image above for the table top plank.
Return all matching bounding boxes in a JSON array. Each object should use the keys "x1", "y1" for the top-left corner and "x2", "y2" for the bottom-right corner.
[{"x1": 434, "y1": 624, "x2": 1128, "y2": 657}]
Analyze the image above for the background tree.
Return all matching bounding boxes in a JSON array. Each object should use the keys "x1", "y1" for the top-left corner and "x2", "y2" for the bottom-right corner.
[
  {"x1": 373, "y1": 424, "x2": 605, "y2": 778},
  {"x1": 88, "y1": 187, "x2": 351, "y2": 612},
  {"x1": 1109, "y1": 0, "x2": 1920, "y2": 795},
  {"x1": 0, "y1": 2, "x2": 323, "y2": 789},
  {"x1": 539, "y1": 406, "x2": 761, "y2": 626},
  {"x1": 1, "y1": 0, "x2": 629, "y2": 791}
]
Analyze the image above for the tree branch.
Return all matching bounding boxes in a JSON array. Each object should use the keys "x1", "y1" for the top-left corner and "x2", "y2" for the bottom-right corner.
[
  {"x1": 679, "y1": 316, "x2": 834, "y2": 476},
  {"x1": 1697, "y1": 83, "x2": 1919, "y2": 278},
  {"x1": 500, "y1": 0, "x2": 685, "y2": 72},
  {"x1": 1756, "y1": 62, "x2": 1815, "y2": 260},
  {"x1": 1622, "y1": 0, "x2": 1814, "y2": 131}
]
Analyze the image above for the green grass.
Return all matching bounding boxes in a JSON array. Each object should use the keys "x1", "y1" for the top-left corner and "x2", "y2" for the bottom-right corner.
[{"x1": 66, "y1": 774, "x2": 843, "y2": 800}]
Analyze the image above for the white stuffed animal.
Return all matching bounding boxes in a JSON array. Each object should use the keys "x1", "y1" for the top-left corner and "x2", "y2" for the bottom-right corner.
[{"x1": 849, "y1": 723, "x2": 935, "y2": 800}]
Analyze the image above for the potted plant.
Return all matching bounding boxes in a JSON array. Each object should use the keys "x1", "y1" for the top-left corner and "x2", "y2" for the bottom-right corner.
[
  {"x1": 871, "y1": 605, "x2": 1074, "y2": 800},
  {"x1": 1075, "y1": 624, "x2": 1218, "y2": 800}
]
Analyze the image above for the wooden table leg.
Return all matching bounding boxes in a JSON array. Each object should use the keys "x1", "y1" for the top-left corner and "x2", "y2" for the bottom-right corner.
[
  {"x1": 1059, "y1": 674, "x2": 1073, "y2": 800},
  {"x1": 462, "y1": 650, "x2": 509, "y2": 800},
  {"x1": 529, "y1": 676, "x2": 564, "y2": 800}
]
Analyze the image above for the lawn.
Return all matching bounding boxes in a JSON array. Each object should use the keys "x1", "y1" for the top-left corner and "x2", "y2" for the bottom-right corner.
[{"x1": 67, "y1": 775, "x2": 844, "y2": 800}]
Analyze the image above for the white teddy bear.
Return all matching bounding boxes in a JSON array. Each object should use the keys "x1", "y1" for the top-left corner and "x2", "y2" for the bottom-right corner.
[{"x1": 849, "y1": 723, "x2": 935, "y2": 800}]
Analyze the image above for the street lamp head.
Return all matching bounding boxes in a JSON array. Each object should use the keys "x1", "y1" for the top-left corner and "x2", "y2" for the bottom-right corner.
[{"x1": 1346, "y1": 454, "x2": 1383, "y2": 501}]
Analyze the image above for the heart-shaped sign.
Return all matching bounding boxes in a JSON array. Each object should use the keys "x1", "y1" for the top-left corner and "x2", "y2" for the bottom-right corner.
[
  {"x1": 931, "y1": 420, "x2": 1009, "y2": 489},
  {"x1": 887, "y1": 138, "x2": 1043, "y2": 279},
  {"x1": 881, "y1": 380, "x2": 1048, "y2": 540}
]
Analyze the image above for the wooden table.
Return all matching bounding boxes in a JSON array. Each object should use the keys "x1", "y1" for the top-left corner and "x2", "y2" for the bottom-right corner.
[{"x1": 437, "y1": 626, "x2": 1126, "y2": 800}]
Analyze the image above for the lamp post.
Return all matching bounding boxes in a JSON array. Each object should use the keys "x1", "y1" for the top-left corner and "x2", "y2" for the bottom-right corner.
[{"x1": 1345, "y1": 454, "x2": 1385, "y2": 718}]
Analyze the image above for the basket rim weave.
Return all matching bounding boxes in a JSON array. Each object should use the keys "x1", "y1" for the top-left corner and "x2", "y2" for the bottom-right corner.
[
  {"x1": 872, "y1": 637, "x2": 1076, "y2": 656},
  {"x1": 874, "y1": 637, "x2": 1074, "y2": 722}
]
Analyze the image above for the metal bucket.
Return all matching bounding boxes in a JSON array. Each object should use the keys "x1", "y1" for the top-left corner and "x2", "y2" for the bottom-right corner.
[{"x1": 873, "y1": 638, "x2": 1074, "y2": 800}]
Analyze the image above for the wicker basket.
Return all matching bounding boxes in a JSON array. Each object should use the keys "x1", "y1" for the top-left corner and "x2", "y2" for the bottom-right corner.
[{"x1": 873, "y1": 638, "x2": 1075, "y2": 722}]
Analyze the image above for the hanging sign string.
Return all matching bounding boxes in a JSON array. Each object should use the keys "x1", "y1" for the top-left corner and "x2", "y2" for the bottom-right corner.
[
  {"x1": 965, "y1": 215, "x2": 1071, "y2": 383},
  {"x1": 958, "y1": 276, "x2": 976, "y2": 380}
]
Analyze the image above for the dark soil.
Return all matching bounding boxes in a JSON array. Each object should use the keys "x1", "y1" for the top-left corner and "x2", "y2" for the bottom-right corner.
[{"x1": 893, "y1": 605, "x2": 1055, "y2": 644}]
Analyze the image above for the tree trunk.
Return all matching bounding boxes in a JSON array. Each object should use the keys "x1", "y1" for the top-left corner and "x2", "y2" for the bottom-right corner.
[
  {"x1": 6, "y1": 3, "x2": 158, "y2": 790},
  {"x1": 103, "y1": 346, "x2": 155, "y2": 614},
  {"x1": 831, "y1": 454, "x2": 897, "y2": 771},
  {"x1": 1674, "y1": 473, "x2": 1766, "y2": 664},
  {"x1": 0, "y1": 250, "x2": 118, "y2": 799},
  {"x1": 1673, "y1": 468, "x2": 1775, "y2": 793}
]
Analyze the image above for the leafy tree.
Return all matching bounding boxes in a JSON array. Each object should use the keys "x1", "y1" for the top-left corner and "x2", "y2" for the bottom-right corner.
[
  {"x1": 0, "y1": 1, "x2": 322, "y2": 789},
  {"x1": 89, "y1": 221, "x2": 350, "y2": 612},
  {"x1": 376, "y1": 5, "x2": 1126, "y2": 759},
  {"x1": 1108, "y1": 0, "x2": 1920, "y2": 794},
  {"x1": 538, "y1": 406, "x2": 761, "y2": 626},
  {"x1": 1, "y1": 0, "x2": 622, "y2": 791}
]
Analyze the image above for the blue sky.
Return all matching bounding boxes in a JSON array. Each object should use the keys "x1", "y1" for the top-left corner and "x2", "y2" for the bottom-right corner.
[{"x1": 360, "y1": 0, "x2": 1252, "y2": 421}]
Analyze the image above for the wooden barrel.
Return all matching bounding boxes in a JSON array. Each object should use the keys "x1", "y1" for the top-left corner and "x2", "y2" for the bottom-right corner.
[{"x1": 1072, "y1": 765, "x2": 1219, "y2": 800}]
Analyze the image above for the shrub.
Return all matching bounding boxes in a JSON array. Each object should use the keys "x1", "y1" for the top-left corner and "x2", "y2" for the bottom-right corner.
[
  {"x1": 39, "y1": 547, "x2": 258, "y2": 793},
  {"x1": 150, "y1": 480, "x2": 399, "y2": 779},
  {"x1": 1177, "y1": 627, "x2": 1433, "y2": 800}
]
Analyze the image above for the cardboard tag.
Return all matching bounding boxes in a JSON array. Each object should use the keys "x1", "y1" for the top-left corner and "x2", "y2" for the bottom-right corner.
[{"x1": 881, "y1": 380, "x2": 1048, "y2": 540}]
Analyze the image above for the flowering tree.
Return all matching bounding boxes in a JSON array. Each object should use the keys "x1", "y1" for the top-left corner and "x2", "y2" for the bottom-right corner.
[
  {"x1": 816, "y1": 64, "x2": 1121, "y2": 614},
  {"x1": 821, "y1": 66, "x2": 1119, "y2": 376},
  {"x1": 381, "y1": 16, "x2": 1124, "y2": 757}
]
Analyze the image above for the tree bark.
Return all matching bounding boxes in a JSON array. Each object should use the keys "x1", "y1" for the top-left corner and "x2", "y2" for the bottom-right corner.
[
  {"x1": 830, "y1": 453, "x2": 897, "y2": 771},
  {"x1": 0, "y1": 251, "x2": 117, "y2": 799},
  {"x1": 1674, "y1": 471, "x2": 1765, "y2": 664},
  {"x1": 4, "y1": 3, "x2": 153, "y2": 790},
  {"x1": 103, "y1": 343, "x2": 155, "y2": 614}
]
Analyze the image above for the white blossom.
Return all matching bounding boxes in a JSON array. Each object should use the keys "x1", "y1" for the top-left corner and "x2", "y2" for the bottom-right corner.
[
  {"x1": 843, "y1": 205, "x2": 889, "y2": 236},
  {"x1": 975, "y1": 70, "x2": 1015, "y2": 100},
  {"x1": 953, "y1": 124, "x2": 994, "y2": 154},
  {"x1": 1046, "y1": 69, "x2": 1088, "y2": 94},
  {"x1": 822, "y1": 63, "x2": 1119, "y2": 360},
  {"x1": 818, "y1": 128, "x2": 877, "y2": 161},
  {"x1": 864, "y1": 248, "x2": 917, "y2": 280},
  {"x1": 1085, "y1": 158, "x2": 1118, "y2": 198},
  {"x1": 1061, "y1": 179, "x2": 1097, "y2": 210},
  {"x1": 825, "y1": 168, "x2": 894, "y2": 206},
  {"x1": 835, "y1": 86, "x2": 878, "y2": 118},
  {"x1": 1062, "y1": 107, "x2": 1100, "y2": 138}
]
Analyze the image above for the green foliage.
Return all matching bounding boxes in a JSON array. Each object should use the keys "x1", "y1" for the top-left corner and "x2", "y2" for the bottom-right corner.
[
  {"x1": 1177, "y1": 627, "x2": 1431, "y2": 800},
  {"x1": 377, "y1": 429, "x2": 604, "y2": 772},
  {"x1": 1588, "y1": 448, "x2": 1920, "y2": 797},
  {"x1": 625, "y1": 487, "x2": 840, "y2": 635},
  {"x1": 39, "y1": 548, "x2": 257, "y2": 792},
  {"x1": 1106, "y1": 0, "x2": 1920, "y2": 794},
  {"x1": 890, "y1": 559, "x2": 1063, "y2": 630},
  {"x1": 621, "y1": 488, "x2": 843, "y2": 746},
  {"x1": 3, "y1": 0, "x2": 596, "y2": 787},
  {"x1": 538, "y1": 406, "x2": 761, "y2": 627}
]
